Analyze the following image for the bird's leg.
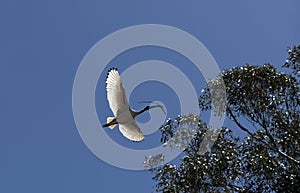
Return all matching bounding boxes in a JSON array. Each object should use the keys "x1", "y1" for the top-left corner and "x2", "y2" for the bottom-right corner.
[{"x1": 102, "y1": 118, "x2": 118, "y2": 128}]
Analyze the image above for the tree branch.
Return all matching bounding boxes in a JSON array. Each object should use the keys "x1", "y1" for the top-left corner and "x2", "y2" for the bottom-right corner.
[{"x1": 227, "y1": 107, "x2": 300, "y2": 165}]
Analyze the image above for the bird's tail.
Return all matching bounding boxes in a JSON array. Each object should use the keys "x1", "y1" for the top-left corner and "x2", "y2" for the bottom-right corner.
[{"x1": 106, "y1": 117, "x2": 117, "y2": 129}]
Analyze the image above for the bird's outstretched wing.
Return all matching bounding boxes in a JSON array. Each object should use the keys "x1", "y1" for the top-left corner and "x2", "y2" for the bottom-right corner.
[
  {"x1": 106, "y1": 68, "x2": 129, "y2": 116},
  {"x1": 119, "y1": 120, "x2": 144, "y2": 142}
]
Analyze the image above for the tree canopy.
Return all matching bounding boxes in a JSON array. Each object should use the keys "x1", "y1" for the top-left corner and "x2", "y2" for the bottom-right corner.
[{"x1": 150, "y1": 46, "x2": 300, "y2": 193}]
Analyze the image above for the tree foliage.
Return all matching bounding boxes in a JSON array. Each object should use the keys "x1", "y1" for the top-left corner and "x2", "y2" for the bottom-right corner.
[
  {"x1": 283, "y1": 45, "x2": 300, "y2": 77},
  {"x1": 151, "y1": 47, "x2": 300, "y2": 192}
]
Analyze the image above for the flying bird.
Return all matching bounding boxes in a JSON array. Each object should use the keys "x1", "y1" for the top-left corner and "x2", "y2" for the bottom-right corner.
[{"x1": 102, "y1": 68, "x2": 165, "y2": 142}]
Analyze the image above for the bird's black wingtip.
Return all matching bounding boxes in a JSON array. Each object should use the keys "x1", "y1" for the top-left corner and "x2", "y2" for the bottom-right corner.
[
  {"x1": 108, "y1": 67, "x2": 118, "y2": 72},
  {"x1": 105, "y1": 67, "x2": 118, "y2": 81}
]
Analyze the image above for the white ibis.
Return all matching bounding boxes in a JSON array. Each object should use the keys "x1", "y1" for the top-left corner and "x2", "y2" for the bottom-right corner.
[{"x1": 102, "y1": 68, "x2": 165, "y2": 142}]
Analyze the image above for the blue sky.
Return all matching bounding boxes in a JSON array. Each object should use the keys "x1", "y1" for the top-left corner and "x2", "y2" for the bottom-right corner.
[{"x1": 1, "y1": 1, "x2": 300, "y2": 192}]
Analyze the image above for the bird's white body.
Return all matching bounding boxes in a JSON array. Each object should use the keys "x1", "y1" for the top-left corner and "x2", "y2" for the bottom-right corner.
[{"x1": 115, "y1": 107, "x2": 132, "y2": 124}]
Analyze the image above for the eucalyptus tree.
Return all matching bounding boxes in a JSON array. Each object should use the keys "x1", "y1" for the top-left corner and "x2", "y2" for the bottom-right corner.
[{"x1": 150, "y1": 46, "x2": 300, "y2": 193}]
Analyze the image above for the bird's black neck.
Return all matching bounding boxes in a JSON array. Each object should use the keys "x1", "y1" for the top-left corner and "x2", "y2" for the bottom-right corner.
[
  {"x1": 137, "y1": 105, "x2": 160, "y2": 115},
  {"x1": 132, "y1": 105, "x2": 162, "y2": 118},
  {"x1": 138, "y1": 106, "x2": 151, "y2": 114}
]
